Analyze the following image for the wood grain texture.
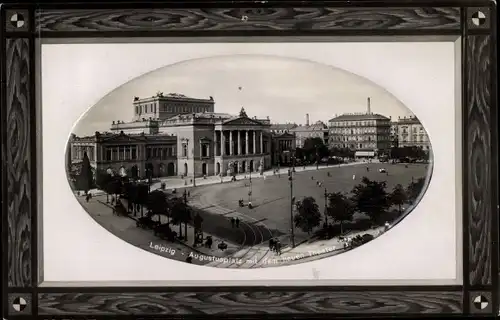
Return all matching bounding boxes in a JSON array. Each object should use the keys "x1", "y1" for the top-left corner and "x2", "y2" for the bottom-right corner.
[
  {"x1": 466, "y1": 35, "x2": 493, "y2": 286},
  {"x1": 38, "y1": 291, "x2": 462, "y2": 315},
  {"x1": 5, "y1": 39, "x2": 32, "y2": 287},
  {"x1": 36, "y1": 7, "x2": 460, "y2": 32}
]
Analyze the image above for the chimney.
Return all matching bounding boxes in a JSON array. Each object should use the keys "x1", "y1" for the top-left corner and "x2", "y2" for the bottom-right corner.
[
  {"x1": 367, "y1": 97, "x2": 371, "y2": 114},
  {"x1": 306, "y1": 113, "x2": 310, "y2": 126}
]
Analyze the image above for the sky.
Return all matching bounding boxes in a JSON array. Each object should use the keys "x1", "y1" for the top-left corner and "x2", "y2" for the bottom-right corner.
[{"x1": 73, "y1": 54, "x2": 413, "y2": 136}]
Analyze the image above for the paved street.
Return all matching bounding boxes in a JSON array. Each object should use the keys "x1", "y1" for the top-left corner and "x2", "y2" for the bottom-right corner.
[
  {"x1": 190, "y1": 162, "x2": 428, "y2": 246},
  {"x1": 78, "y1": 162, "x2": 429, "y2": 269},
  {"x1": 78, "y1": 194, "x2": 240, "y2": 266}
]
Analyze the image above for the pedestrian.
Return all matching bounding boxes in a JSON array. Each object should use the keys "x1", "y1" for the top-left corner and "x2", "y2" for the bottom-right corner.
[
  {"x1": 352, "y1": 174, "x2": 356, "y2": 180},
  {"x1": 366, "y1": 166, "x2": 369, "y2": 172},
  {"x1": 235, "y1": 217, "x2": 240, "y2": 228},
  {"x1": 318, "y1": 182, "x2": 322, "y2": 187},
  {"x1": 275, "y1": 240, "x2": 282, "y2": 255},
  {"x1": 311, "y1": 176, "x2": 314, "y2": 180},
  {"x1": 231, "y1": 217, "x2": 235, "y2": 228},
  {"x1": 269, "y1": 238, "x2": 275, "y2": 252}
]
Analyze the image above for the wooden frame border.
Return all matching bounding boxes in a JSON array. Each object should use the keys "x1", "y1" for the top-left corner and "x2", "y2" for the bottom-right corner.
[{"x1": 1, "y1": 0, "x2": 497, "y2": 317}]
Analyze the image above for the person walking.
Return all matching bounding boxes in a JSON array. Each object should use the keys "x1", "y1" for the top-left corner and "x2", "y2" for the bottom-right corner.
[
  {"x1": 269, "y1": 238, "x2": 275, "y2": 252},
  {"x1": 275, "y1": 240, "x2": 282, "y2": 255}
]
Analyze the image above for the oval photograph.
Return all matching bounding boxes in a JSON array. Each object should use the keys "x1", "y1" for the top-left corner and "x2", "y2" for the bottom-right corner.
[{"x1": 66, "y1": 54, "x2": 433, "y2": 268}]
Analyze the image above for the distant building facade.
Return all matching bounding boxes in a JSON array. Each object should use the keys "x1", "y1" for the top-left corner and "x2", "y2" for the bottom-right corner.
[
  {"x1": 271, "y1": 132, "x2": 296, "y2": 165},
  {"x1": 290, "y1": 120, "x2": 329, "y2": 148},
  {"x1": 328, "y1": 98, "x2": 391, "y2": 157},
  {"x1": 269, "y1": 123, "x2": 298, "y2": 135},
  {"x1": 396, "y1": 116, "x2": 430, "y2": 150},
  {"x1": 390, "y1": 121, "x2": 399, "y2": 147}
]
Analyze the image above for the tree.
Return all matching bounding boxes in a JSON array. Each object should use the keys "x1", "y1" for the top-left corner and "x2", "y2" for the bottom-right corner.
[
  {"x1": 294, "y1": 197, "x2": 321, "y2": 234},
  {"x1": 147, "y1": 190, "x2": 169, "y2": 223},
  {"x1": 95, "y1": 170, "x2": 113, "y2": 202},
  {"x1": 327, "y1": 192, "x2": 355, "y2": 234},
  {"x1": 406, "y1": 177, "x2": 426, "y2": 204},
  {"x1": 79, "y1": 152, "x2": 93, "y2": 193},
  {"x1": 135, "y1": 183, "x2": 149, "y2": 217},
  {"x1": 303, "y1": 137, "x2": 328, "y2": 161},
  {"x1": 390, "y1": 184, "x2": 407, "y2": 215},
  {"x1": 193, "y1": 212, "x2": 203, "y2": 233},
  {"x1": 350, "y1": 177, "x2": 390, "y2": 224},
  {"x1": 170, "y1": 197, "x2": 192, "y2": 240}
]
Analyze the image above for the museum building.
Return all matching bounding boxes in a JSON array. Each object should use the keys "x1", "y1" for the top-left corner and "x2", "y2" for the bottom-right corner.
[{"x1": 68, "y1": 94, "x2": 274, "y2": 178}]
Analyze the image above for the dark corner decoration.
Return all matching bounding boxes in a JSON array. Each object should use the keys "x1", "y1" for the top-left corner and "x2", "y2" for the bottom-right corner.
[{"x1": 0, "y1": 1, "x2": 497, "y2": 318}]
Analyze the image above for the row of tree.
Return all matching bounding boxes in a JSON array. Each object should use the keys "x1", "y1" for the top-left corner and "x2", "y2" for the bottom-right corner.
[
  {"x1": 292, "y1": 138, "x2": 429, "y2": 164},
  {"x1": 293, "y1": 176, "x2": 426, "y2": 236}
]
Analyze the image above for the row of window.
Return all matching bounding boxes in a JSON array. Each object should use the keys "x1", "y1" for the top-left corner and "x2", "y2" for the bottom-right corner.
[
  {"x1": 330, "y1": 128, "x2": 390, "y2": 134},
  {"x1": 329, "y1": 120, "x2": 389, "y2": 127},
  {"x1": 145, "y1": 146, "x2": 176, "y2": 160},
  {"x1": 135, "y1": 103, "x2": 211, "y2": 115}
]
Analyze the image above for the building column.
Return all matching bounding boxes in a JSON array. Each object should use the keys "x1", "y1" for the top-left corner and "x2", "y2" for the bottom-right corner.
[
  {"x1": 245, "y1": 130, "x2": 249, "y2": 155},
  {"x1": 260, "y1": 131, "x2": 263, "y2": 154},
  {"x1": 238, "y1": 130, "x2": 242, "y2": 155},
  {"x1": 229, "y1": 130, "x2": 233, "y2": 155},
  {"x1": 252, "y1": 130, "x2": 256, "y2": 154},
  {"x1": 220, "y1": 130, "x2": 225, "y2": 156}
]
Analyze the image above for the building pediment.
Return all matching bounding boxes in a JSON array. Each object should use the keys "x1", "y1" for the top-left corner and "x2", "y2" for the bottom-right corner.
[{"x1": 223, "y1": 117, "x2": 262, "y2": 126}]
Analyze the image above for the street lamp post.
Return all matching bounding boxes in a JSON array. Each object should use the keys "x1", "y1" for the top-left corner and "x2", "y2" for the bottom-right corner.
[
  {"x1": 288, "y1": 152, "x2": 296, "y2": 248},
  {"x1": 248, "y1": 168, "x2": 252, "y2": 204},
  {"x1": 323, "y1": 188, "x2": 328, "y2": 225}
]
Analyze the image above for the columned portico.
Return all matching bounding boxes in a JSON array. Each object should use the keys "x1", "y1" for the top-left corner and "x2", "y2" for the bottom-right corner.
[{"x1": 215, "y1": 129, "x2": 266, "y2": 157}]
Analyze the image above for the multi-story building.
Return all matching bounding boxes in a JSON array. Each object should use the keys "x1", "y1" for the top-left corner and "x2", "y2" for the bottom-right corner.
[
  {"x1": 131, "y1": 92, "x2": 215, "y2": 121},
  {"x1": 390, "y1": 121, "x2": 399, "y2": 147},
  {"x1": 68, "y1": 131, "x2": 178, "y2": 178},
  {"x1": 290, "y1": 120, "x2": 329, "y2": 148},
  {"x1": 68, "y1": 92, "x2": 273, "y2": 178},
  {"x1": 270, "y1": 123, "x2": 298, "y2": 135},
  {"x1": 396, "y1": 116, "x2": 430, "y2": 150},
  {"x1": 271, "y1": 132, "x2": 296, "y2": 165},
  {"x1": 328, "y1": 98, "x2": 391, "y2": 158}
]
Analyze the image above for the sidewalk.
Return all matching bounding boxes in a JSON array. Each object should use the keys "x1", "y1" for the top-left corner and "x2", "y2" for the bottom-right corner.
[
  {"x1": 258, "y1": 226, "x2": 386, "y2": 268},
  {"x1": 116, "y1": 196, "x2": 241, "y2": 258}
]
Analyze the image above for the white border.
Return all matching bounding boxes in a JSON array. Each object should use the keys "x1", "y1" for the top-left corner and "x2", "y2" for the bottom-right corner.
[{"x1": 39, "y1": 39, "x2": 462, "y2": 286}]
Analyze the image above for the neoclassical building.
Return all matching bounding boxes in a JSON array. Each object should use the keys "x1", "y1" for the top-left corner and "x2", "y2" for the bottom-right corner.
[
  {"x1": 68, "y1": 93, "x2": 273, "y2": 178},
  {"x1": 68, "y1": 132, "x2": 178, "y2": 178}
]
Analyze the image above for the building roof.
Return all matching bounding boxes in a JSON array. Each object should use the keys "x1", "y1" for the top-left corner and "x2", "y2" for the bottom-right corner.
[
  {"x1": 133, "y1": 92, "x2": 214, "y2": 103},
  {"x1": 70, "y1": 131, "x2": 176, "y2": 143},
  {"x1": 329, "y1": 113, "x2": 390, "y2": 122},
  {"x1": 290, "y1": 121, "x2": 328, "y2": 132},
  {"x1": 270, "y1": 123, "x2": 298, "y2": 131},
  {"x1": 397, "y1": 116, "x2": 422, "y2": 125}
]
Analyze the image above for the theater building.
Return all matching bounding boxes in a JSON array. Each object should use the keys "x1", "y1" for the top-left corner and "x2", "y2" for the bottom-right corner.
[
  {"x1": 157, "y1": 108, "x2": 272, "y2": 177},
  {"x1": 68, "y1": 91, "x2": 273, "y2": 179}
]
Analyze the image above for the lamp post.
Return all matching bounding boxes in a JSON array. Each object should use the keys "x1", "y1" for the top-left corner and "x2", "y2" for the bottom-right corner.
[
  {"x1": 183, "y1": 188, "x2": 188, "y2": 242},
  {"x1": 323, "y1": 187, "x2": 329, "y2": 225},
  {"x1": 288, "y1": 151, "x2": 296, "y2": 248},
  {"x1": 248, "y1": 167, "x2": 252, "y2": 204}
]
